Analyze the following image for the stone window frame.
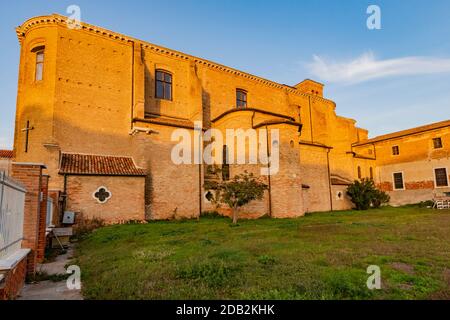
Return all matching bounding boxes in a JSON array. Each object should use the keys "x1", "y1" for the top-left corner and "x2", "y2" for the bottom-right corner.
[
  {"x1": 92, "y1": 186, "x2": 112, "y2": 204},
  {"x1": 433, "y1": 167, "x2": 449, "y2": 188},
  {"x1": 392, "y1": 171, "x2": 405, "y2": 191}
]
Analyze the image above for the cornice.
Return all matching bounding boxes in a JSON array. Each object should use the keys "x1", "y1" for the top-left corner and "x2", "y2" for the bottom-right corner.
[{"x1": 16, "y1": 14, "x2": 337, "y2": 104}]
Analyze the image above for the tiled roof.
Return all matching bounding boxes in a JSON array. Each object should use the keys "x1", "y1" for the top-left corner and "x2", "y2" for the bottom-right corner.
[
  {"x1": 59, "y1": 153, "x2": 146, "y2": 176},
  {"x1": 141, "y1": 113, "x2": 201, "y2": 130},
  {"x1": 354, "y1": 119, "x2": 450, "y2": 146},
  {"x1": 330, "y1": 174, "x2": 353, "y2": 186},
  {"x1": 0, "y1": 150, "x2": 13, "y2": 159}
]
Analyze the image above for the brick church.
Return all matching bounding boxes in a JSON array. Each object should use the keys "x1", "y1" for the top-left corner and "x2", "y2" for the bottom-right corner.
[{"x1": 10, "y1": 14, "x2": 450, "y2": 223}]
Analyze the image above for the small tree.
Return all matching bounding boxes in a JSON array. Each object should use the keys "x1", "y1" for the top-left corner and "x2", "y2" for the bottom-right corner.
[
  {"x1": 204, "y1": 171, "x2": 268, "y2": 224},
  {"x1": 347, "y1": 178, "x2": 390, "y2": 210}
]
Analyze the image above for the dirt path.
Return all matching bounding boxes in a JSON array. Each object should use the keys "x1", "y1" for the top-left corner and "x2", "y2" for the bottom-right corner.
[{"x1": 18, "y1": 245, "x2": 83, "y2": 300}]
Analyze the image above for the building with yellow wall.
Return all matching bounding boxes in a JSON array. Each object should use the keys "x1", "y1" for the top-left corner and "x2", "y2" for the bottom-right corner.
[
  {"x1": 12, "y1": 14, "x2": 446, "y2": 222},
  {"x1": 353, "y1": 120, "x2": 450, "y2": 205}
]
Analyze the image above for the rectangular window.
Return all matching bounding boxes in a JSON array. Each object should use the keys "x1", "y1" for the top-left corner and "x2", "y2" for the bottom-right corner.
[
  {"x1": 155, "y1": 70, "x2": 172, "y2": 100},
  {"x1": 433, "y1": 137, "x2": 443, "y2": 149},
  {"x1": 392, "y1": 145, "x2": 399, "y2": 156},
  {"x1": 393, "y1": 172, "x2": 404, "y2": 190},
  {"x1": 35, "y1": 50, "x2": 44, "y2": 81},
  {"x1": 236, "y1": 89, "x2": 247, "y2": 108},
  {"x1": 222, "y1": 145, "x2": 230, "y2": 181},
  {"x1": 435, "y1": 168, "x2": 448, "y2": 187}
]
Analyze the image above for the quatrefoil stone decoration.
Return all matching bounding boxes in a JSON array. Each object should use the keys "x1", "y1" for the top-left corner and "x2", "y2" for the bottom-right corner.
[{"x1": 93, "y1": 186, "x2": 112, "y2": 204}]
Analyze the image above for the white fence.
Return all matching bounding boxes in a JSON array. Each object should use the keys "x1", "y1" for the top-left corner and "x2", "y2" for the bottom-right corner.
[{"x1": 0, "y1": 172, "x2": 26, "y2": 259}]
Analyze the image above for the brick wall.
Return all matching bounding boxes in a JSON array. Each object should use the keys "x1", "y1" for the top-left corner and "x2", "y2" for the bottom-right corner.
[
  {"x1": 11, "y1": 163, "x2": 45, "y2": 274},
  {"x1": 66, "y1": 175, "x2": 145, "y2": 223},
  {"x1": 0, "y1": 256, "x2": 27, "y2": 300},
  {"x1": 14, "y1": 15, "x2": 378, "y2": 220}
]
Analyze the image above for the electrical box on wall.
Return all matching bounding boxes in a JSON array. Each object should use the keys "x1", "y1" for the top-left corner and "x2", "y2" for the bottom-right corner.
[{"x1": 63, "y1": 211, "x2": 75, "y2": 224}]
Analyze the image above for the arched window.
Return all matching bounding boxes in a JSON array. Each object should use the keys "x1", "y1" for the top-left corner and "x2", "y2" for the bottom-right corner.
[
  {"x1": 357, "y1": 166, "x2": 362, "y2": 179},
  {"x1": 236, "y1": 89, "x2": 247, "y2": 108},
  {"x1": 370, "y1": 167, "x2": 374, "y2": 180},
  {"x1": 155, "y1": 70, "x2": 172, "y2": 100}
]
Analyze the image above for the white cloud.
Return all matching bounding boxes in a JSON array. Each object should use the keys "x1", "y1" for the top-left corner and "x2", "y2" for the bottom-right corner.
[
  {"x1": 306, "y1": 52, "x2": 450, "y2": 84},
  {"x1": 0, "y1": 135, "x2": 13, "y2": 150}
]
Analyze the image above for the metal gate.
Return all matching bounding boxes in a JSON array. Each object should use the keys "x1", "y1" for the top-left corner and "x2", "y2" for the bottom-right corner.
[{"x1": 0, "y1": 172, "x2": 26, "y2": 259}]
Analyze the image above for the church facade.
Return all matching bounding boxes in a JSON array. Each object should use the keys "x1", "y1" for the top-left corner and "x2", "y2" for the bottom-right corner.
[{"x1": 11, "y1": 15, "x2": 449, "y2": 223}]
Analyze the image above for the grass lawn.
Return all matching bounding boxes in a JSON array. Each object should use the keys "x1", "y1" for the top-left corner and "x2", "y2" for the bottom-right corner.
[{"x1": 75, "y1": 206, "x2": 450, "y2": 300}]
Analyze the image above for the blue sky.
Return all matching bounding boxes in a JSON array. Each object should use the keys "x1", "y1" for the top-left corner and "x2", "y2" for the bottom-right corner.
[{"x1": 1, "y1": 0, "x2": 450, "y2": 149}]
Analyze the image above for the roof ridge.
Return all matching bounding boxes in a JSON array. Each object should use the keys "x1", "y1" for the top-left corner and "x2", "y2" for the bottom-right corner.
[
  {"x1": 354, "y1": 119, "x2": 450, "y2": 146},
  {"x1": 61, "y1": 151, "x2": 135, "y2": 159}
]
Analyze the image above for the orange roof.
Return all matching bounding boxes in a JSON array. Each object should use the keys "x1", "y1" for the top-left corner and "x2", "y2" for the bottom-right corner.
[
  {"x1": 354, "y1": 120, "x2": 450, "y2": 146},
  {"x1": 59, "y1": 153, "x2": 146, "y2": 176},
  {"x1": 0, "y1": 150, "x2": 13, "y2": 159}
]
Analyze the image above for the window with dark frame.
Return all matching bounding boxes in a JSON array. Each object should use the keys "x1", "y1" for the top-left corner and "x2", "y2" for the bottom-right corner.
[
  {"x1": 35, "y1": 49, "x2": 44, "y2": 81},
  {"x1": 155, "y1": 70, "x2": 172, "y2": 100},
  {"x1": 357, "y1": 166, "x2": 362, "y2": 179},
  {"x1": 370, "y1": 167, "x2": 374, "y2": 180},
  {"x1": 392, "y1": 145, "x2": 400, "y2": 156},
  {"x1": 393, "y1": 172, "x2": 404, "y2": 190},
  {"x1": 435, "y1": 168, "x2": 448, "y2": 187},
  {"x1": 236, "y1": 89, "x2": 247, "y2": 108},
  {"x1": 222, "y1": 145, "x2": 230, "y2": 181},
  {"x1": 433, "y1": 137, "x2": 443, "y2": 149}
]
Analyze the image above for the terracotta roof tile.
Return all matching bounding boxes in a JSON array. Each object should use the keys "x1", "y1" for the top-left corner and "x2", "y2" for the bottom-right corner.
[
  {"x1": 59, "y1": 153, "x2": 146, "y2": 176},
  {"x1": 0, "y1": 150, "x2": 13, "y2": 159},
  {"x1": 330, "y1": 174, "x2": 353, "y2": 186}
]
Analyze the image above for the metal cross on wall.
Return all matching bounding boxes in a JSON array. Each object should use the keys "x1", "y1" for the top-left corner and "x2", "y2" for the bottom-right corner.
[{"x1": 21, "y1": 120, "x2": 34, "y2": 153}]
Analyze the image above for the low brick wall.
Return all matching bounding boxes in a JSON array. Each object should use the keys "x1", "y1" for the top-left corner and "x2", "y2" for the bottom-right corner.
[{"x1": 0, "y1": 252, "x2": 28, "y2": 300}]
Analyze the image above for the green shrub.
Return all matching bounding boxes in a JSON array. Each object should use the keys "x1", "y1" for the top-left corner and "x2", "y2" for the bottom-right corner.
[
  {"x1": 200, "y1": 211, "x2": 222, "y2": 219},
  {"x1": 347, "y1": 178, "x2": 390, "y2": 210},
  {"x1": 73, "y1": 216, "x2": 105, "y2": 238}
]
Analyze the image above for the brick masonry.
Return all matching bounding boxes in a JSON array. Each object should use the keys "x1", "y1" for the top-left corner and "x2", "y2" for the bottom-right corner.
[
  {"x1": 0, "y1": 256, "x2": 27, "y2": 300},
  {"x1": 65, "y1": 175, "x2": 145, "y2": 223},
  {"x1": 12, "y1": 14, "x2": 450, "y2": 219},
  {"x1": 11, "y1": 163, "x2": 45, "y2": 274}
]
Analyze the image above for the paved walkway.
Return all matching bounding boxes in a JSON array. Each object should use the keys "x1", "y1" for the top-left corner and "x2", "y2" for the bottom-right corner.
[{"x1": 18, "y1": 246, "x2": 83, "y2": 300}]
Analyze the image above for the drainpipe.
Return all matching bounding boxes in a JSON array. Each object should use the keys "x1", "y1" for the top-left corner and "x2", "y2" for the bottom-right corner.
[
  {"x1": 197, "y1": 125, "x2": 203, "y2": 218},
  {"x1": 61, "y1": 174, "x2": 68, "y2": 224},
  {"x1": 326, "y1": 148, "x2": 333, "y2": 212},
  {"x1": 265, "y1": 125, "x2": 273, "y2": 217},
  {"x1": 130, "y1": 40, "x2": 135, "y2": 130},
  {"x1": 308, "y1": 96, "x2": 314, "y2": 143}
]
